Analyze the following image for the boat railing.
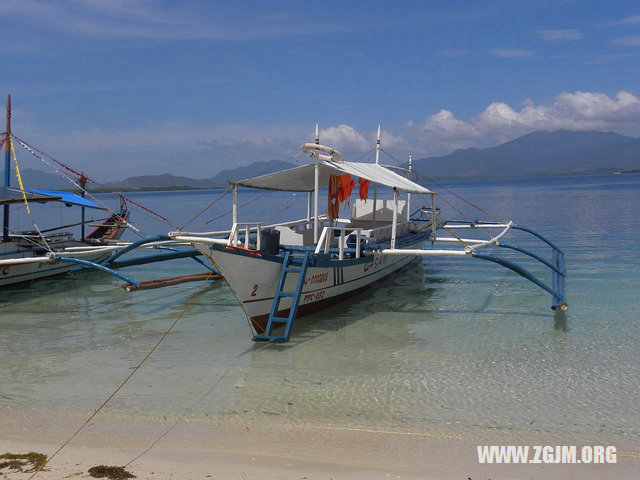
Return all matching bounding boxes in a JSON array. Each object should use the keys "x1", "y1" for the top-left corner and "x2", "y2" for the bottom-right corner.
[
  {"x1": 434, "y1": 222, "x2": 513, "y2": 253},
  {"x1": 315, "y1": 226, "x2": 364, "y2": 260},
  {"x1": 356, "y1": 220, "x2": 414, "y2": 244},
  {"x1": 175, "y1": 215, "x2": 333, "y2": 239},
  {"x1": 228, "y1": 222, "x2": 264, "y2": 249}
]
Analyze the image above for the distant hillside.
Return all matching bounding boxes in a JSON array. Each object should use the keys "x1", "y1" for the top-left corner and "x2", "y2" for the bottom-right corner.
[
  {"x1": 207, "y1": 160, "x2": 298, "y2": 186},
  {"x1": 108, "y1": 159, "x2": 297, "y2": 190},
  {"x1": 108, "y1": 173, "x2": 209, "y2": 190},
  {"x1": 0, "y1": 168, "x2": 74, "y2": 190},
  {"x1": 411, "y1": 130, "x2": 640, "y2": 179},
  {"x1": 6, "y1": 132, "x2": 639, "y2": 191}
]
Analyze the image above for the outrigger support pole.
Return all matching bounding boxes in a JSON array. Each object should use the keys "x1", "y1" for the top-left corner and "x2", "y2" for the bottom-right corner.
[
  {"x1": 471, "y1": 252, "x2": 567, "y2": 310},
  {"x1": 105, "y1": 234, "x2": 171, "y2": 264},
  {"x1": 106, "y1": 249, "x2": 204, "y2": 269},
  {"x1": 394, "y1": 216, "x2": 569, "y2": 310},
  {"x1": 56, "y1": 256, "x2": 140, "y2": 287},
  {"x1": 497, "y1": 243, "x2": 562, "y2": 274}
]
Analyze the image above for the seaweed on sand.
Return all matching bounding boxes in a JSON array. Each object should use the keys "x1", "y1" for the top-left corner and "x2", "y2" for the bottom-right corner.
[
  {"x1": 0, "y1": 452, "x2": 47, "y2": 472},
  {"x1": 88, "y1": 465, "x2": 136, "y2": 479}
]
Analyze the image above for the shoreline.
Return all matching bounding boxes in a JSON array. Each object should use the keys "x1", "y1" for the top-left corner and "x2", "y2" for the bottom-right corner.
[{"x1": 1, "y1": 406, "x2": 638, "y2": 479}]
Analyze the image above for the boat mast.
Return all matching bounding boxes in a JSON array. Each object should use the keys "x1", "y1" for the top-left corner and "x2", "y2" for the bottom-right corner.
[
  {"x1": 313, "y1": 123, "x2": 319, "y2": 243},
  {"x1": 307, "y1": 125, "x2": 317, "y2": 228},
  {"x1": 391, "y1": 187, "x2": 398, "y2": 249},
  {"x1": 232, "y1": 182, "x2": 238, "y2": 226},
  {"x1": 79, "y1": 173, "x2": 87, "y2": 239},
  {"x1": 407, "y1": 155, "x2": 412, "y2": 222},
  {"x1": 2, "y1": 94, "x2": 11, "y2": 242},
  {"x1": 372, "y1": 125, "x2": 380, "y2": 227}
]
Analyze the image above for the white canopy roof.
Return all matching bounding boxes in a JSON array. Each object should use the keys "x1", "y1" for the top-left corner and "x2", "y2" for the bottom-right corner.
[{"x1": 235, "y1": 160, "x2": 432, "y2": 194}]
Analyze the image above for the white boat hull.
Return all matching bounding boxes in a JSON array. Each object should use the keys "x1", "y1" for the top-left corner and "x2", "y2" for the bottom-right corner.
[
  {"x1": 194, "y1": 243, "x2": 419, "y2": 332},
  {"x1": 0, "y1": 249, "x2": 113, "y2": 287}
]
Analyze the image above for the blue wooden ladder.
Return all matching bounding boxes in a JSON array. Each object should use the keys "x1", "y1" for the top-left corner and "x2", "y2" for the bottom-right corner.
[{"x1": 253, "y1": 250, "x2": 311, "y2": 343}]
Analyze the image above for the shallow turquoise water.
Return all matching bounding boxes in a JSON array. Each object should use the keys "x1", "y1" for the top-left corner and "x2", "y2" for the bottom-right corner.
[{"x1": 1, "y1": 174, "x2": 638, "y2": 448}]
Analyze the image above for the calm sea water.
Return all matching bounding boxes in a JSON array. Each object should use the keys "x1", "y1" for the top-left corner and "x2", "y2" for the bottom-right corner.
[{"x1": 1, "y1": 173, "x2": 638, "y2": 448}]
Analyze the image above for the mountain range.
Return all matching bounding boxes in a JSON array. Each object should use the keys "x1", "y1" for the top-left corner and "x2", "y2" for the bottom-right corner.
[
  {"x1": 2, "y1": 160, "x2": 297, "y2": 191},
  {"x1": 410, "y1": 130, "x2": 640, "y2": 179},
  {"x1": 2, "y1": 130, "x2": 639, "y2": 191}
]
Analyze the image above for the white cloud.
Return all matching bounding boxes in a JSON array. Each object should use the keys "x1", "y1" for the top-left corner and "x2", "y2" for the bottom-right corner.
[
  {"x1": 611, "y1": 35, "x2": 640, "y2": 46},
  {"x1": 603, "y1": 14, "x2": 640, "y2": 27},
  {"x1": 319, "y1": 124, "x2": 371, "y2": 153},
  {"x1": 0, "y1": 0, "x2": 353, "y2": 41},
  {"x1": 535, "y1": 29, "x2": 583, "y2": 42},
  {"x1": 411, "y1": 91, "x2": 640, "y2": 149},
  {"x1": 439, "y1": 48, "x2": 474, "y2": 57},
  {"x1": 12, "y1": 91, "x2": 640, "y2": 180},
  {"x1": 489, "y1": 49, "x2": 534, "y2": 58}
]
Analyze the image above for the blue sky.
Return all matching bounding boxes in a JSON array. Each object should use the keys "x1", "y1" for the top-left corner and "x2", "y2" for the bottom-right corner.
[{"x1": 1, "y1": 0, "x2": 640, "y2": 180}]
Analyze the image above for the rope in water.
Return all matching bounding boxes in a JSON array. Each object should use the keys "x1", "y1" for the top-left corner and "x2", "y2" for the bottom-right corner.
[
  {"x1": 26, "y1": 272, "x2": 218, "y2": 480},
  {"x1": 123, "y1": 339, "x2": 272, "y2": 468}
]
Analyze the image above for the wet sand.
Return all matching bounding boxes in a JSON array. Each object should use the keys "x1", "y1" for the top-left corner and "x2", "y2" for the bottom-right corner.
[{"x1": 1, "y1": 406, "x2": 638, "y2": 479}]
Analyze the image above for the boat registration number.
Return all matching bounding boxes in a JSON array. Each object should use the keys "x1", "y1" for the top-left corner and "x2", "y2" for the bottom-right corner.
[
  {"x1": 303, "y1": 290, "x2": 325, "y2": 303},
  {"x1": 363, "y1": 255, "x2": 387, "y2": 272},
  {"x1": 304, "y1": 272, "x2": 328, "y2": 286}
]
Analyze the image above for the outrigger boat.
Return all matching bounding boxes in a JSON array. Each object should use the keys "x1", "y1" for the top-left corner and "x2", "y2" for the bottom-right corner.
[
  {"x1": 1, "y1": 94, "x2": 222, "y2": 290},
  {"x1": 171, "y1": 128, "x2": 568, "y2": 343},
  {"x1": 1, "y1": 95, "x2": 131, "y2": 287},
  {"x1": 0, "y1": 187, "x2": 130, "y2": 286}
]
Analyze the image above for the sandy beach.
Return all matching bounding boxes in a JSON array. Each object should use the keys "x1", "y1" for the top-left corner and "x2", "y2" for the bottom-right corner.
[{"x1": 1, "y1": 405, "x2": 638, "y2": 480}]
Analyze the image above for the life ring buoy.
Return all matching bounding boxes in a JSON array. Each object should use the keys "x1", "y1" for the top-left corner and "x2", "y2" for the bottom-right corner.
[{"x1": 301, "y1": 143, "x2": 342, "y2": 162}]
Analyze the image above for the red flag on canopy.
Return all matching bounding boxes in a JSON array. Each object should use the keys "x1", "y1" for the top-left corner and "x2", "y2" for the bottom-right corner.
[{"x1": 358, "y1": 178, "x2": 369, "y2": 200}]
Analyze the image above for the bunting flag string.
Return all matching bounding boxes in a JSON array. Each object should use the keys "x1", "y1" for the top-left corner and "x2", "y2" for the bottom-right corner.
[
  {"x1": 9, "y1": 134, "x2": 31, "y2": 214},
  {"x1": 12, "y1": 134, "x2": 174, "y2": 226}
]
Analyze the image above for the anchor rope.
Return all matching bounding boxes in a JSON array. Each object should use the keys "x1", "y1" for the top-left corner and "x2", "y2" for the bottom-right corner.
[
  {"x1": 26, "y1": 272, "x2": 218, "y2": 480},
  {"x1": 123, "y1": 340, "x2": 271, "y2": 468}
]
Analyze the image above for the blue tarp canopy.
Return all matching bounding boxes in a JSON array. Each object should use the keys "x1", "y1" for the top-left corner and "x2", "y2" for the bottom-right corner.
[
  {"x1": 0, "y1": 186, "x2": 60, "y2": 205},
  {"x1": 28, "y1": 189, "x2": 106, "y2": 210}
]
